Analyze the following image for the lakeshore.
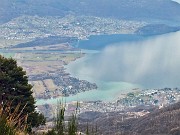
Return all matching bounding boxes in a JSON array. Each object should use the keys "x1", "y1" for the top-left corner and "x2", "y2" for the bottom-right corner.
[
  {"x1": 1, "y1": 32, "x2": 180, "y2": 106},
  {"x1": 36, "y1": 51, "x2": 142, "y2": 105}
]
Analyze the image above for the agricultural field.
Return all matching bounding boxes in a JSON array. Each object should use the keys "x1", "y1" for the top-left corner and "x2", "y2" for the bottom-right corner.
[
  {"x1": 43, "y1": 79, "x2": 58, "y2": 92},
  {"x1": 16, "y1": 51, "x2": 84, "y2": 98},
  {"x1": 0, "y1": 45, "x2": 96, "y2": 100}
]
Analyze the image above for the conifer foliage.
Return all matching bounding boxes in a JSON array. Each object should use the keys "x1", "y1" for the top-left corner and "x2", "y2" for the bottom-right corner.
[{"x1": 0, "y1": 55, "x2": 45, "y2": 131}]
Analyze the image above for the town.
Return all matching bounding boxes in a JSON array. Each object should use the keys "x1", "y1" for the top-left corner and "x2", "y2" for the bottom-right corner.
[
  {"x1": 38, "y1": 87, "x2": 180, "y2": 119},
  {"x1": 0, "y1": 15, "x2": 147, "y2": 48}
]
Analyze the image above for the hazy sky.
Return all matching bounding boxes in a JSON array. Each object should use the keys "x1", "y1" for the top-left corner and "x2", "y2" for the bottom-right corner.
[{"x1": 69, "y1": 31, "x2": 180, "y2": 88}]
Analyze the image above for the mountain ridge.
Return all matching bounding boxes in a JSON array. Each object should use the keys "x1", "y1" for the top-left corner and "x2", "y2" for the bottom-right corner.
[{"x1": 1, "y1": 0, "x2": 180, "y2": 24}]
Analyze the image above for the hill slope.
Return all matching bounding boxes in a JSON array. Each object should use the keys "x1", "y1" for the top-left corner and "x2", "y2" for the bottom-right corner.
[
  {"x1": 127, "y1": 102, "x2": 180, "y2": 135},
  {"x1": 78, "y1": 102, "x2": 180, "y2": 135},
  {"x1": 0, "y1": 0, "x2": 180, "y2": 24}
]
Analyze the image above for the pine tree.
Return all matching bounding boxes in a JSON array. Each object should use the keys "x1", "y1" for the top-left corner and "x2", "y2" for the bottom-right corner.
[{"x1": 0, "y1": 55, "x2": 45, "y2": 131}]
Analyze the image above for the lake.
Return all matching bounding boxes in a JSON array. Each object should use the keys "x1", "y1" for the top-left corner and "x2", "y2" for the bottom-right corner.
[
  {"x1": 77, "y1": 34, "x2": 148, "y2": 50},
  {"x1": 36, "y1": 32, "x2": 180, "y2": 105},
  {"x1": 70, "y1": 31, "x2": 180, "y2": 88}
]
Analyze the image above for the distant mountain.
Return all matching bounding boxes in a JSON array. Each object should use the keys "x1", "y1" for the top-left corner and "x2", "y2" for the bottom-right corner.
[
  {"x1": 0, "y1": 0, "x2": 66, "y2": 24},
  {"x1": 1, "y1": 0, "x2": 180, "y2": 24}
]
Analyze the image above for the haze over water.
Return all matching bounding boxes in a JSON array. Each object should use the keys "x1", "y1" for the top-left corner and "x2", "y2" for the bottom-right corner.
[
  {"x1": 37, "y1": 31, "x2": 180, "y2": 105},
  {"x1": 68, "y1": 31, "x2": 180, "y2": 89}
]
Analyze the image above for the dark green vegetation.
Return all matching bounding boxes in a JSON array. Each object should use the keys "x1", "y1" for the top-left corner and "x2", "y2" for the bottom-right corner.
[
  {"x1": 0, "y1": 55, "x2": 45, "y2": 132},
  {"x1": 0, "y1": 55, "x2": 84, "y2": 134},
  {"x1": 0, "y1": 55, "x2": 180, "y2": 135}
]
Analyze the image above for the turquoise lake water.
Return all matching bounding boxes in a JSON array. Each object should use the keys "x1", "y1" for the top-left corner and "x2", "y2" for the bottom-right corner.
[
  {"x1": 19, "y1": 32, "x2": 180, "y2": 105},
  {"x1": 36, "y1": 53, "x2": 142, "y2": 105},
  {"x1": 36, "y1": 34, "x2": 147, "y2": 105}
]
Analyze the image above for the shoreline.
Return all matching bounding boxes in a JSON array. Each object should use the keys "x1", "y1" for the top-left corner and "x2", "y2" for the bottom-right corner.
[{"x1": 36, "y1": 52, "x2": 142, "y2": 105}]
